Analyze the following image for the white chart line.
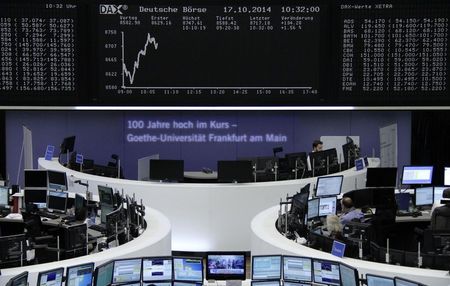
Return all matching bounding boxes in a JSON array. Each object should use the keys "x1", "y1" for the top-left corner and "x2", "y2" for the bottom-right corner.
[
  {"x1": 121, "y1": 31, "x2": 158, "y2": 87},
  {"x1": 124, "y1": 86, "x2": 313, "y2": 89}
]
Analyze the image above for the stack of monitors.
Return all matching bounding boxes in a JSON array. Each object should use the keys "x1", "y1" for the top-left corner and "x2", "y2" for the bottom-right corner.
[
  {"x1": 307, "y1": 197, "x2": 337, "y2": 220},
  {"x1": 415, "y1": 186, "x2": 448, "y2": 207},
  {"x1": 206, "y1": 252, "x2": 246, "y2": 281}
]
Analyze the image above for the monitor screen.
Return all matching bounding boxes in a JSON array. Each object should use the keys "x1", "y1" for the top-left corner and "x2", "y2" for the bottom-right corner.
[
  {"x1": 366, "y1": 274, "x2": 394, "y2": 286},
  {"x1": 142, "y1": 257, "x2": 173, "y2": 282},
  {"x1": 66, "y1": 263, "x2": 94, "y2": 286},
  {"x1": 24, "y1": 189, "x2": 47, "y2": 209},
  {"x1": 173, "y1": 257, "x2": 203, "y2": 282},
  {"x1": 316, "y1": 176, "x2": 343, "y2": 197},
  {"x1": 47, "y1": 190, "x2": 68, "y2": 213},
  {"x1": 251, "y1": 282, "x2": 281, "y2": 286},
  {"x1": 37, "y1": 268, "x2": 64, "y2": 286},
  {"x1": 283, "y1": 282, "x2": 311, "y2": 286},
  {"x1": 251, "y1": 255, "x2": 281, "y2": 280},
  {"x1": 0, "y1": 186, "x2": 9, "y2": 206},
  {"x1": 98, "y1": 185, "x2": 114, "y2": 206},
  {"x1": 339, "y1": 263, "x2": 358, "y2": 286},
  {"x1": 94, "y1": 261, "x2": 114, "y2": 286},
  {"x1": 113, "y1": 258, "x2": 142, "y2": 284},
  {"x1": 415, "y1": 187, "x2": 434, "y2": 206},
  {"x1": 445, "y1": 167, "x2": 450, "y2": 186},
  {"x1": 307, "y1": 198, "x2": 320, "y2": 220},
  {"x1": 434, "y1": 187, "x2": 446, "y2": 204},
  {"x1": 282, "y1": 256, "x2": 312, "y2": 282},
  {"x1": 149, "y1": 159, "x2": 184, "y2": 182},
  {"x1": 144, "y1": 283, "x2": 173, "y2": 286},
  {"x1": 394, "y1": 277, "x2": 424, "y2": 286},
  {"x1": 402, "y1": 166, "x2": 433, "y2": 185},
  {"x1": 6, "y1": 271, "x2": 28, "y2": 286},
  {"x1": 206, "y1": 252, "x2": 246, "y2": 280},
  {"x1": 173, "y1": 283, "x2": 202, "y2": 286},
  {"x1": 312, "y1": 259, "x2": 340, "y2": 286},
  {"x1": 318, "y1": 196, "x2": 337, "y2": 217},
  {"x1": 48, "y1": 170, "x2": 67, "y2": 191},
  {"x1": 24, "y1": 169, "x2": 48, "y2": 188},
  {"x1": 217, "y1": 160, "x2": 253, "y2": 183},
  {"x1": 366, "y1": 167, "x2": 398, "y2": 188}
]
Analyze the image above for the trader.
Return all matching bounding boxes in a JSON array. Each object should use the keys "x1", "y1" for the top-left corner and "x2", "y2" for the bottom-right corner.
[
  {"x1": 339, "y1": 197, "x2": 364, "y2": 226},
  {"x1": 308, "y1": 140, "x2": 324, "y2": 170}
]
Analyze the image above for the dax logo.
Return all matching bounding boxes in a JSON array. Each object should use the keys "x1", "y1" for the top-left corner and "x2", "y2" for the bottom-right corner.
[{"x1": 99, "y1": 4, "x2": 124, "y2": 14}]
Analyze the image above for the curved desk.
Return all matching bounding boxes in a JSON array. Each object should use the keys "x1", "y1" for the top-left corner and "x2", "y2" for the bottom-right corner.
[
  {"x1": 251, "y1": 206, "x2": 450, "y2": 286},
  {"x1": 39, "y1": 158, "x2": 379, "y2": 251},
  {"x1": 0, "y1": 207, "x2": 171, "y2": 285}
]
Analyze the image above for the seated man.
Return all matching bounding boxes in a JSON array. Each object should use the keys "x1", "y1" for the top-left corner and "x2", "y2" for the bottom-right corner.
[
  {"x1": 431, "y1": 188, "x2": 450, "y2": 230},
  {"x1": 340, "y1": 197, "x2": 364, "y2": 226}
]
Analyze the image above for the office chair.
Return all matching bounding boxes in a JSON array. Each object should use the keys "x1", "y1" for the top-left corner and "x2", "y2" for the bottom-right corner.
[
  {"x1": 431, "y1": 203, "x2": 450, "y2": 230},
  {"x1": 0, "y1": 234, "x2": 27, "y2": 268}
]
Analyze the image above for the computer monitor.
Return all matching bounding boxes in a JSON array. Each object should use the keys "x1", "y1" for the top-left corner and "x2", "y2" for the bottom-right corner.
[
  {"x1": 394, "y1": 277, "x2": 425, "y2": 286},
  {"x1": 37, "y1": 268, "x2": 64, "y2": 286},
  {"x1": 98, "y1": 185, "x2": 114, "y2": 223},
  {"x1": 74, "y1": 193, "x2": 87, "y2": 221},
  {"x1": 366, "y1": 274, "x2": 394, "y2": 286},
  {"x1": 173, "y1": 257, "x2": 203, "y2": 282},
  {"x1": 290, "y1": 184, "x2": 311, "y2": 218},
  {"x1": 206, "y1": 252, "x2": 246, "y2": 280},
  {"x1": 310, "y1": 149, "x2": 339, "y2": 176},
  {"x1": 283, "y1": 282, "x2": 310, "y2": 286},
  {"x1": 251, "y1": 282, "x2": 281, "y2": 286},
  {"x1": 142, "y1": 257, "x2": 173, "y2": 282},
  {"x1": 217, "y1": 160, "x2": 253, "y2": 183},
  {"x1": 112, "y1": 258, "x2": 142, "y2": 284},
  {"x1": 414, "y1": 187, "x2": 433, "y2": 206},
  {"x1": 47, "y1": 190, "x2": 68, "y2": 213},
  {"x1": 434, "y1": 186, "x2": 446, "y2": 204},
  {"x1": 342, "y1": 142, "x2": 357, "y2": 168},
  {"x1": 24, "y1": 169, "x2": 48, "y2": 188},
  {"x1": 366, "y1": 167, "x2": 398, "y2": 187},
  {"x1": 307, "y1": 198, "x2": 320, "y2": 220},
  {"x1": 94, "y1": 261, "x2": 114, "y2": 286},
  {"x1": 0, "y1": 186, "x2": 9, "y2": 206},
  {"x1": 66, "y1": 263, "x2": 94, "y2": 286},
  {"x1": 445, "y1": 167, "x2": 450, "y2": 186},
  {"x1": 143, "y1": 283, "x2": 173, "y2": 286},
  {"x1": 401, "y1": 166, "x2": 433, "y2": 185},
  {"x1": 47, "y1": 170, "x2": 67, "y2": 191},
  {"x1": 316, "y1": 175, "x2": 343, "y2": 197},
  {"x1": 5, "y1": 271, "x2": 28, "y2": 286},
  {"x1": 312, "y1": 259, "x2": 340, "y2": 286},
  {"x1": 282, "y1": 256, "x2": 312, "y2": 282},
  {"x1": 63, "y1": 224, "x2": 88, "y2": 259},
  {"x1": 173, "y1": 283, "x2": 202, "y2": 286},
  {"x1": 60, "y1": 136, "x2": 76, "y2": 154},
  {"x1": 338, "y1": 263, "x2": 358, "y2": 286},
  {"x1": 318, "y1": 196, "x2": 337, "y2": 217},
  {"x1": 251, "y1": 255, "x2": 282, "y2": 280},
  {"x1": 24, "y1": 189, "x2": 47, "y2": 209},
  {"x1": 149, "y1": 159, "x2": 184, "y2": 182}
]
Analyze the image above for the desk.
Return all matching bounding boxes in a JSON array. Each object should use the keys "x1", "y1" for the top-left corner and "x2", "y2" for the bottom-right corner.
[
  {"x1": 0, "y1": 206, "x2": 171, "y2": 286},
  {"x1": 396, "y1": 211, "x2": 432, "y2": 223},
  {"x1": 39, "y1": 157, "x2": 379, "y2": 251},
  {"x1": 251, "y1": 206, "x2": 450, "y2": 286}
]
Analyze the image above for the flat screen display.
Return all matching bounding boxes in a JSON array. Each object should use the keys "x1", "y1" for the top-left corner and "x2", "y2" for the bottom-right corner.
[
  {"x1": 6, "y1": 271, "x2": 28, "y2": 286},
  {"x1": 48, "y1": 170, "x2": 67, "y2": 191},
  {"x1": 366, "y1": 167, "x2": 397, "y2": 188},
  {"x1": 434, "y1": 186, "x2": 446, "y2": 204},
  {"x1": 0, "y1": 186, "x2": 9, "y2": 206},
  {"x1": 24, "y1": 189, "x2": 47, "y2": 209},
  {"x1": 113, "y1": 259, "x2": 142, "y2": 284},
  {"x1": 142, "y1": 257, "x2": 173, "y2": 282},
  {"x1": 66, "y1": 263, "x2": 94, "y2": 286},
  {"x1": 24, "y1": 169, "x2": 48, "y2": 188},
  {"x1": 150, "y1": 160, "x2": 184, "y2": 182},
  {"x1": 366, "y1": 274, "x2": 394, "y2": 286},
  {"x1": 316, "y1": 176, "x2": 343, "y2": 197},
  {"x1": 173, "y1": 257, "x2": 203, "y2": 282},
  {"x1": 251, "y1": 282, "x2": 281, "y2": 286},
  {"x1": 445, "y1": 167, "x2": 450, "y2": 186},
  {"x1": 282, "y1": 256, "x2": 312, "y2": 282},
  {"x1": 206, "y1": 252, "x2": 246, "y2": 280},
  {"x1": 402, "y1": 166, "x2": 433, "y2": 185},
  {"x1": 339, "y1": 263, "x2": 358, "y2": 286},
  {"x1": 415, "y1": 187, "x2": 433, "y2": 206},
  {"x1": 217, "y1": 160, "x2": 253, "y2": 183},
  {"x1": 307, "y1": 198, "x2": 320, "y2": 220},
  {"x1": 318, "y1": 196, "x2": 337, "y2": 217},
  {"x1": 251, "y1": 255, "x2": 281, "y2": 281},
  {"x1": 394, "y1": 277, "x2": 424, "y2": 286},
  {"x1": 94, "y1": 261, "x2": 113, "y2": 286},
  {"x1": 47, "y1": 190, "x2": 68, "y2": 213},
  {"x1": 37, "y1": 268, "x2": 64, "y2": 286},
  {"x1": 312, "y1": 259, "x2": 340, "y2": 286}
]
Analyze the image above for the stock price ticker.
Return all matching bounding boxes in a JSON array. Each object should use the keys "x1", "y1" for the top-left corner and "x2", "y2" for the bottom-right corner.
[
  {"x1": 97, "y1": 3, "x2": 326, "y2": 101},
  {"x1": 337, "y1": 1, "x2": 450, "y2": 101},
  {"x1": 0, "y1": 2, "x2": 78, "y2": 98}
]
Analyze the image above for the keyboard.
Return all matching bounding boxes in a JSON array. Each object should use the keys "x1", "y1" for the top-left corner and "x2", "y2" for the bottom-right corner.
[
  {"x1": 89, "y1": 224, "x2": 106, "y2": 233},
  {"x1": 397, "y1": 211, "x2": 422, "y2": 217},
  {"x1": 38, "y1": 211, "x2": 60, "y2": 219}
]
